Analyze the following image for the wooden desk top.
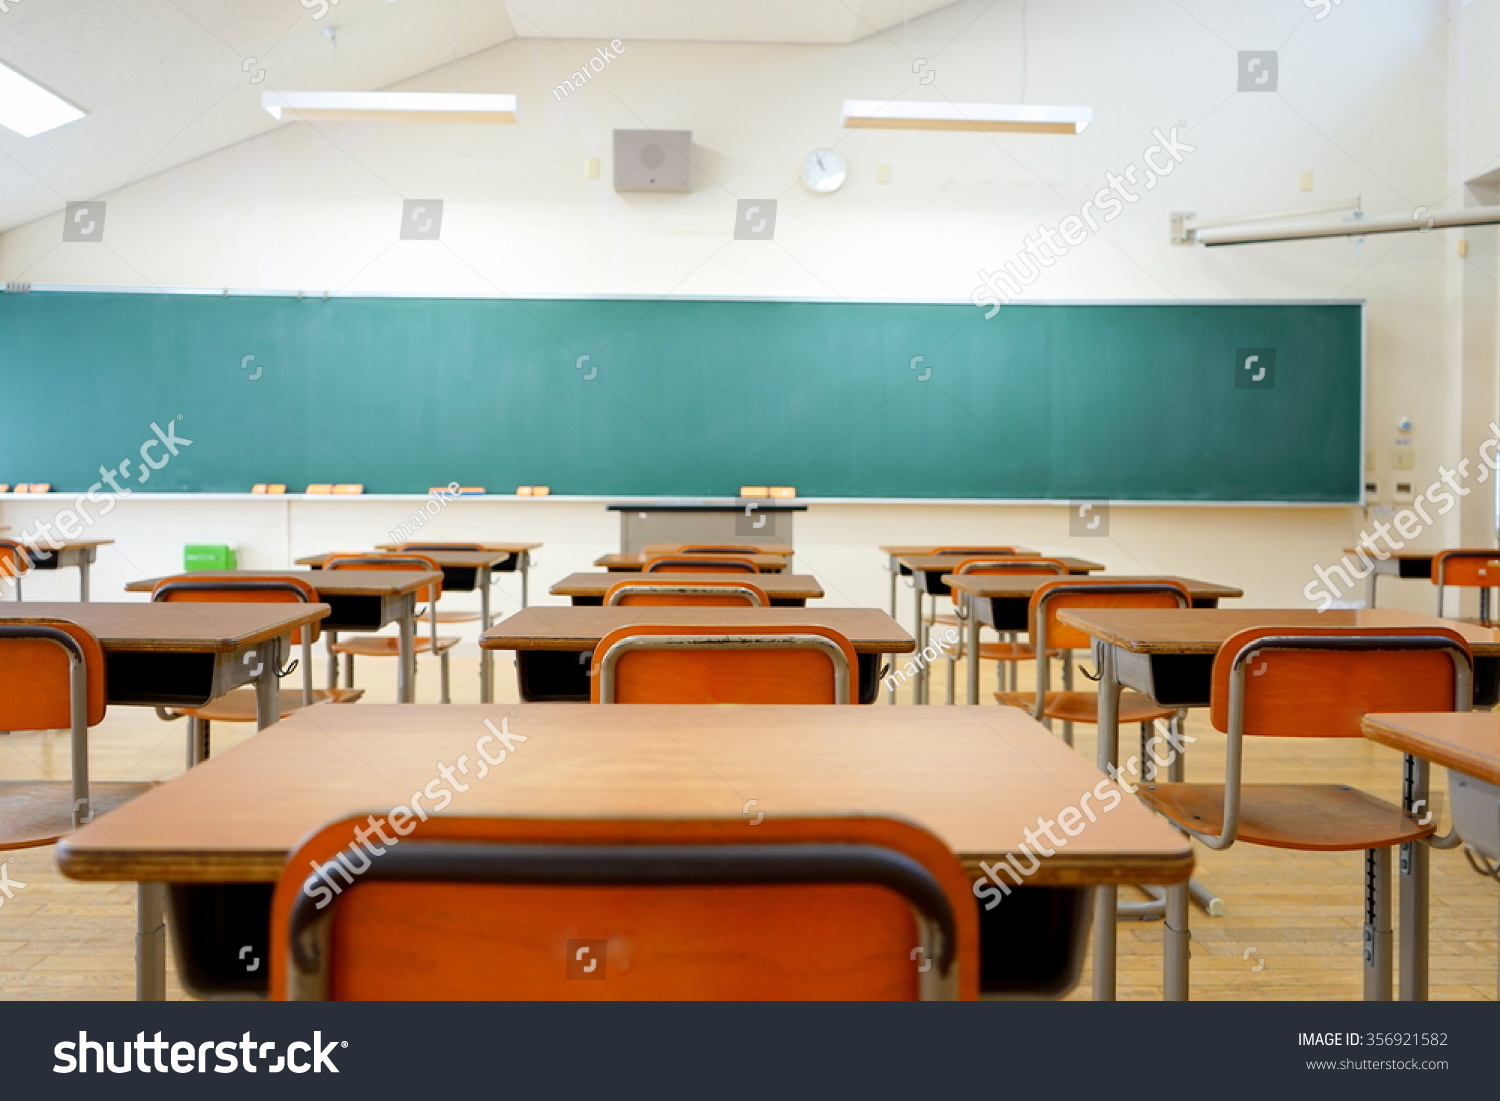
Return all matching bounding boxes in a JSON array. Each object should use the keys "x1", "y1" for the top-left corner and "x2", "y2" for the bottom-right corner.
[
  {"x1": 1341, "y1": 547, "x2": 1452, "y2": 560},
  {"x1": 25, "y1": 539, "x2": 114, "y2": 549},
  {"x1": 299, "y1": 550, "x2": 518, "y2": 569},
  {"x1": 375, "y1": 542, "x2": 540, "y2": 553},
  {"x1": 594, "y1": 552, "x2": 790, "y2": 572},
  {"x1": 0, "y1": 602, "x2": 328, "y2": 653},
  {"x1": 550, "y1": 572, "x2": 825, "y2": 601},
  {"x1": 881, "y1": 544, "x2": 1036, "y2": 558},
  {"x1": 1057, "y1": 608, "x2": 1500, "y2": 656},
  {"x1": 947, "y1": 574, "x2": 1243, "y2": 601},
  {"x1": 640, "y1": 542, "x2": 794, "y2": 556},
  {"x1": 481, "y1": 607, "x2": 914, "y2": 653},
  {"x1": 57, "y1": 704, "x2": 1193, "y2": 887},
  {"x1": 1362, "y1": 713, "x2": 1500, "y2": 785},
  {"x1": 904, "y1": 555, "x2": 1104, "y2": 574},
  {"x1": 124, "y1": 569, "x2": 439, "y2": 598}
]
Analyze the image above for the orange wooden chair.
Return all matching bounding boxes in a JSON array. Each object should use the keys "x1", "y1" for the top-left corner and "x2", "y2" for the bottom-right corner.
[
  {"x1": 642, "y1": 555, "x2": 760, "y2": 574},
  {"x1": 1432, "y1": 549, "x2": 1500, "y2": 625},
  {"x1": 270, "y1": 814, "x2": 976, "y2": 1000},
  {"x1": 0, "y1": 617, "x2": 151, "y2": 848},
  {"x1": 939, "y1": 557, "x2": 1070, "y2": 702},
  {"x1": 604, "y1": 579, "x2": 770, "y2": 608},
  {"x1": 995, "y1": 579, "x2": 1192, "y2": 748},
  {"x1": 0, "y1": 539, "x2": 29, "y2": 600},
  {"x1": 324, "y1": 554, "x2": 456, "y2": 703},
  {"x1": 1135, "y1": 625, "x2": 1472, "y2": 1000},
  {"x1": 151, "y1": 576, "x2": 362, "y2": 765},
  {"x1": 393, "y1": 542, "x2": 486, "y2": 624},
  {"x1": 591, "y1": 624, "x2": 857, "y2": 704}
]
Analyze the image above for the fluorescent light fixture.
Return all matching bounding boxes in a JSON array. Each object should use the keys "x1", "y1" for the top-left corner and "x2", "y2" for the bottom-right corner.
[
  {"x1": 1195, "y1": 205, "x2": 1500, "y2": 247},
  {"x1": 262, "y1": 91, "x2": 518, "y2": 124},
  {"x1": 842, "y1": 99, "x2": 1090, "y2": 134},
  {"x1": 0, "y1": 62, "x2": 85, "y2": 137}
]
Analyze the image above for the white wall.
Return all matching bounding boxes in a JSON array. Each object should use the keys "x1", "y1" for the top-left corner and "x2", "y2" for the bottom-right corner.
[{"x1": 0, "y1": 0, "x2": 1483, "y2": 617}]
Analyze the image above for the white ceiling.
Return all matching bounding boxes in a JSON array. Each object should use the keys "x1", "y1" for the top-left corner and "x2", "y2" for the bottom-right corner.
[{"x1": 0, "y1": 0, "x2": 959, "y2": 234}]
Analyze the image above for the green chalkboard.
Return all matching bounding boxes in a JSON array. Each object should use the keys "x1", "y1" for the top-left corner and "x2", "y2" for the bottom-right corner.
[{"x1": 0, "y1": 291, "x2": 1362, "y2": 501}]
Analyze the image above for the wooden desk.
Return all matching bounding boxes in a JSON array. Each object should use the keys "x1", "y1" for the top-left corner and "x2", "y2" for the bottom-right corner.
[
  {"x1": 5, "y1": 600, "x2": 328, "y2": 999},
  {"x1": 304, "y1": 548, "x2": 538, "y2": 702},
  {"x1": 481, "y1": 606, "x2": 913, "y2": 704},
  {"x1": 947, "y1": 575, "x2": 1243, "y2": 707},
  {"x1": 58, "y1": 703, "x2": 1193, "y2": 1000},
  {"x1": 1362, "y1": 711, "x2": 1500, "y2": 998},
  {"x1": 1058, "y1": 607, "x2": 1500, "y2": 1003},
  {"x1": 878, "y1": 544, "x2": 1038, "y2": 618},
  {"x1": 373, "y1": 541, "x2": 539, "y2": 607},
  {"x1": 16, "y1": 539, "x2": 112, "y2": 600},
  {"x1": 895, "y1": 555, "x2": 1106, "y2": 704},
  {"x1": 593, "y1": 552, "x2": 791, "y2": 573},
  {"x1": 550, "y1": 571, "x2": 824, "y2": 607},
  {"x1": 1340, "y1": 547, "x2": 1451, "y2": 609},
  {"x1": 125, "y1": 569, "x2": 438, "y2": 703},
  {"x1": 641, "y1": 541, "x2": 794, "y2": 557}
]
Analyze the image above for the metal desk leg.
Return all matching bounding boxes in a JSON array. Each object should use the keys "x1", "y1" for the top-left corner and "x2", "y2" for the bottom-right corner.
[
  {"x1": 79, "y1": 561, "x2": 90, "y2": 602},
  {"x1": 326, "y1": 632, "x2": 340, "y2": 689},
  {"x1": 136, "y1": 883, "x2": 166, "y2": 1001},
  {"x1": 397, "y1": 604, "x2": 416, "y2": 703},
  {"x1": 254, "y1": 643, "x2": 281, "y2": 730},
  {"x1": 912, "y1": 584, "x2": 927, "y2": 704},
  {"x1": 1364, "y1": 847, "x2": 1394, "y2": 1000},
  {"x1": 1093, "y1": 642, "x2": 1121, "y2": 1001},
  {"x1": 1366, "y1": 568, "x2": 1378, "y2": 609},
  {"x1": 480, "y1": 568, "x2": 494, "y2": 704},
  {"x1": 966, "y1": 597, "x2": 981, "y2": 706},
  {"x1": 520, "y1": 553, "x2": 530, "y2": 609},
  {"x1": 888, "y1": 559, "x2": 897, "y2": 618},
  {"x1": 1398, "y1": 753, "x2": 1430, "y2": 1000},
  {"x1": 1164, "y1": 882, "x2": 1190, "y2": 1000}
]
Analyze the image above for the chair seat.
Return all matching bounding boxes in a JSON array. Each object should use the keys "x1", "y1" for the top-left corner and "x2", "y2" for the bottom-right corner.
[
  {"x1": 994, "y1": 689, "x2": 1176, "y2": 724},
  {"x1": 1136, "y1": 782, "x2": 1433, "y2": 852},
  {"x1": 0, "y1": 780, "x2": 156, "y2": 851},
  {"x1": 926, "y1": 613, "x2": 961, "y2": 627},
  {"x1": 332, "y1": 636, "x2": 460, "y2": 656},
  {"x1": 174, "y1": 687, "x2": 365, "y2": 723}
]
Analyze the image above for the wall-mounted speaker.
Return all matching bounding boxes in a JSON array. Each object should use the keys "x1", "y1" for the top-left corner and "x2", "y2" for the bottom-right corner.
[{"x1": 613, "y1": 129, "x2": 692, "y2": 192}]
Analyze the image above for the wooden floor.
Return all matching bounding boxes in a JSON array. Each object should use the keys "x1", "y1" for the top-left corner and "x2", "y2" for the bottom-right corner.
[{"x1": 0, "y1": 649, "x2": 1495, "y2": 1001}]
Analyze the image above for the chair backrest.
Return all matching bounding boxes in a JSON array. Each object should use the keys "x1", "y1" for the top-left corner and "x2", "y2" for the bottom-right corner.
[
  {"x1": 591, "y1": 624, "x2": 857, "y2": 704},
  {"x1": 949, "y1": 557, "x2": 1067, "y2": 605},
  {"x1": 1030, "y1": 578, "x2": 1194, "y2": 653},
  {"x1": 642, "y1": 555, "x2": 760, "y2": 574},
  {"x1": 0, "y1": 617, "x2": 106, "y2": 731},
  {"x1": 323, "y1": 553, "x2": 443, "y2": 603},
  {"x1": 150, "y1": 575, "x2": 321, "y2": 644},
  {"x1": 1432, "y1": 549, "x2": 1500, "y2": 589},
  {"x1": 271, "y1": 814, "x2": 976, "y2": 1001},
  {"x1": 1210, "y1": 625, "x2": 1473, "y2": 738},
  {"x1": 396, "y1": 543, "x2": 484, "y2": 552},
  {"x1": 0, "y1": 539, "x2": 29, "y2": 581},
  {"x1": 604, "y1": 580, "x2": 769, "y2": 608}
]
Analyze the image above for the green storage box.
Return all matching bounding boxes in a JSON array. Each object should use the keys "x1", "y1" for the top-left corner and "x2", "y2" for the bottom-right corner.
[{"x1": 184, "y1": 544, "x2": 237, "y2": 571}]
